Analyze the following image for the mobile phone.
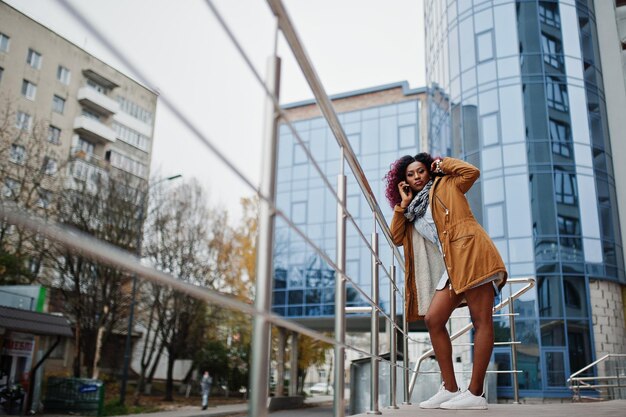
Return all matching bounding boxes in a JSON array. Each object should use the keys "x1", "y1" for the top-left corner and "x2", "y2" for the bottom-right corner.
[{"x1": 403, "y1": 185, "x2": 410, "y2": 193}]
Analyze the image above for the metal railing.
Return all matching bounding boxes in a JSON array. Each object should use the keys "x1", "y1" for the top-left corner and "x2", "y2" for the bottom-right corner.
[
  {"x1": 568, "y1": 354, "x2": 626, "y2": 401},
  {"x1": 408, "y1": 277, "x2": 536, "y2": 404},
  {"x1": 1, "y1": 1, "x2": 535, "y2": 417}
]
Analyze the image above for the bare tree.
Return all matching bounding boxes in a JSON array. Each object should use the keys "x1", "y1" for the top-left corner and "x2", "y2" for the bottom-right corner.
[
  {"x1": 0, "y1": 97, "x2": 65, "y2": 284},
  {"x1": 50, "y1": 170, "x2": 146, "y2": 377}
]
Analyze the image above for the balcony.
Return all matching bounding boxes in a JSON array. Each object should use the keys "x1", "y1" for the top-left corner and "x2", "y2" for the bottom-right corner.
[
  {"x1": 73, "y1": 116, "x2": 116, "y2": 144},
  {"x1": 77, "y1": 87, "x2": 119, "y2": 115}
]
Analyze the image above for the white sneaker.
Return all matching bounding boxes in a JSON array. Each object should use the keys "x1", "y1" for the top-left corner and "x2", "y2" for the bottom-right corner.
[
  {"x1": 419, "y1": 384, "x2": 461, "y2": 409},
  {"x1": 440, "y1": 389, "x2": 488, "y2": 410}
]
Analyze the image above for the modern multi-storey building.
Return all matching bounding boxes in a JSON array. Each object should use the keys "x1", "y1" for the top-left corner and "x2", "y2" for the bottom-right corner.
[
  {"x1": 0, "y1": 1, "x2": 157, "y2": 198},
  {"x1": 273, "y1": 82, "x2": 427, "y2": 333},
  {"x1": 425, "y1": 0, "x2": 626, "y2": 398}
]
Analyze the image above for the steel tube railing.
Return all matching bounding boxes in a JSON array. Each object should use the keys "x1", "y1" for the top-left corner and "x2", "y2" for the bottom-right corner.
[
  {"x1": 369, "y1": 224, "x2": 381, "y2": 414},
  {"x1": 249, "y1": 54, "x2": 281, "y2": 417},
  {"x1": 389, "y1": 263, "x2": 398, "y2": 409},
  {"x1": 334, "y1": 157, "x2": 347, "y2": 417}
]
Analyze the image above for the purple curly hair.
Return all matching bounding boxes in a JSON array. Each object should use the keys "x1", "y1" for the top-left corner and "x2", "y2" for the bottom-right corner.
[{"x1": 383, "y1": 153, "x2": 435, "y2": 208}]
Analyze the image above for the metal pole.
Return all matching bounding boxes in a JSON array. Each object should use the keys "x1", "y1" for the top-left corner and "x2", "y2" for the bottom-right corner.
[
  {"x1": 389, "y1": 264, "x2": 398, "y2": 409},
  {"x1": 249, "y1": 54, "x2": 281, "y2": 417},
  {"x1": 368, "y1": 222, "x2": 381, "y2": 414},
  {"x1": 402, "y1": 264, "x2": 411, "y2": 404},
  {"x1": 119, "y1": 174, "x2": 181, "y2": 405},
  {"x1": 333, "y1": 153, "x2": 347, "y2": 417},
  {"x1": 509, "y1": 285, "x2": 520, "y2": 404}
]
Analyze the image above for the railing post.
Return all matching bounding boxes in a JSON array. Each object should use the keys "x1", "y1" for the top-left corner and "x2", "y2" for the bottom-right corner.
[
  {"x1": 389, "y1": 264, "x2": 398, "y2": 409},
  {"x1": 402, "y1": 264, "x2": 411, "y2": 404},
  {"x1": 249, "y1": 54, "x2": 281, "y2": 417},
  {"x1": 509, "y1": 285, "x2": 520, "y2": 404},
  {"x1": 369, "y1": 222, "x2": 381, "y2": 414},
  {"x1": 334, "y1": 153, "x2": 347, "y2": 417}
]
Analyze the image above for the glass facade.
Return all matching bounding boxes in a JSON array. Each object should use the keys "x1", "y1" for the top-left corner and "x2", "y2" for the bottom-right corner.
[
  {"x1": 272, "y1": 86, "x2": 423, "y2": 321},
  {"x1": 426, "y1": 0, "x2": 624, "y2": 397}
]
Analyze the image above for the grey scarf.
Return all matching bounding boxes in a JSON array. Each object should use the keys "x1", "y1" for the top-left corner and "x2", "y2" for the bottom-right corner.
[{"x1": 404, "y1": 180, "x2": 433, "y2": 222}]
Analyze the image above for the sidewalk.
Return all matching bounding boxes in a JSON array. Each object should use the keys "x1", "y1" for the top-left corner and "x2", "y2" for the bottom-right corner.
[{"x1": 42, "y1": 395, "x2": 334, "y2": 417}]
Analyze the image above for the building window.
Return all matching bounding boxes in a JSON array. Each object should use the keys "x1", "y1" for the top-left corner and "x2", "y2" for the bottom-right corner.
[
  {"x1": 2, "y1": 178, "x2": 19, "y2": 198},
  {"x1": 86, "y1": 78, "x2": 109, "y2": 95},
  {"x1": 48, "y1": 125, "x2": 61, "y2": 144},
  {"x1": 0, "y1": 67, "x2": 4, "y2": 82},
  {"x1": 481, "y1": 113, "x2": 500, "y2": 147},
  {"x1": 549, "y1": 119, "x2": 571, "y2": 157},
  {"x1": 21, "y1": 80, "x2": 37, "y2": 100},
  {"x1": 57, "y1": 65, "x2": 71, "y2": 85},
  {"x1": 554, "y1": 169, "x2": 577, "y2": 205},
  {"x1": 293, "y1": 142, "x2": 308, "y2": 165},
  {"x1": 109, "y1": 150, "x2": 148, "y2": 178},
  {"x1": 112, "y1": 122, "x2": 150, "y2": 151},
  {"x1": 81, "y1": 107, "x2": 101, "y2": 121},
  {"x1": 52, "y1": 95, "x2": 65, "y2": 114},
  {"x1": 117, "y1": 96, "x2": 153, "y2": 124},
  {"x1": 15, "y1": 111, "x2": 32, "y2": 131},
  {"x1": 476, "y1": 30, "x2": 494, "y2": 63},
  {"x1": 546, "y1": 77, "x2": 568, "y2": 112},
  {"x1": 76, "y1": 137, "x2": 95, "y2": 155},
  {"x1": 539, "y1": 2, "x2": 561, "y2": 29},
  {"x1": 291, "y1": 201, "x2": 307, "y2": 225},
  {"x1": 9, "y1": 144, "x2": 26, "y2": 165},
  {"x1": 0, "y1": 33, "x2": 10, "y2": 53},
  {"x1": 398, "y1": 124, "x2": 416, "y2": 149},
  {"x1": 26, "y1": 48, "x2": 42, "y2": 69},
  {"x1": 541, "y1": 33, "x2": 563, "y2": 69},
  {"x1": 43, "y1": 157, "x2": 58, "y2": 176}
]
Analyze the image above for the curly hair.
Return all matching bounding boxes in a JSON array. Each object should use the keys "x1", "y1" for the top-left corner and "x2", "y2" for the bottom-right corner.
[{"x1": 383, "y1": 152, "x2": 435, "y2": 208}]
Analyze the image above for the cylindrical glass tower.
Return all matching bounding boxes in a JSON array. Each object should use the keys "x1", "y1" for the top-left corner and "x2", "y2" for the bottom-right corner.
[{"x1": 425, "y1": 0, "x2": 625, "y2": 397}]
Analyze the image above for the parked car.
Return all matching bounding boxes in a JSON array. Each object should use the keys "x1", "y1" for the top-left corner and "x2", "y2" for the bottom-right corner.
[{"x1": 309, "y1": 382, "x2": 333, "y2": 395}]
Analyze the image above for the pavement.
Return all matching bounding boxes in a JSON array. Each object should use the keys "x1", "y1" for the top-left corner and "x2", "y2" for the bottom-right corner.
[{"x1": 41, "y1": 397, "x2": 626, "y2": 417}]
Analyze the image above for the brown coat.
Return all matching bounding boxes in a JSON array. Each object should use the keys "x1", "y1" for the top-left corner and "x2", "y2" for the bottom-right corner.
[{"x1": 391, "y1": 157, "x2": 508, "y2": 322}]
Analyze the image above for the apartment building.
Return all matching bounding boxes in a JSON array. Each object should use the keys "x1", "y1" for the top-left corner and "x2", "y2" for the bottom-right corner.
[{"x1": 0, "y1": 1, "x2": 157, "y2": 199}]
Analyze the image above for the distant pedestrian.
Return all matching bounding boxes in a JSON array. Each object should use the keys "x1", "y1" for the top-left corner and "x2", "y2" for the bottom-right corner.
[{"x1": 200, "y1": 370, "x2": 212, "y2": 410}]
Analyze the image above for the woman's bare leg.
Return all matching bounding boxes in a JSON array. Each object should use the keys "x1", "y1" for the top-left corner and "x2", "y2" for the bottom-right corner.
[
  {"x1": 424, "y1": 287, "x2": 464, "y2": 391},
  {"x1": 464, "y1": 283, "x2": 495, "y2": 396}
]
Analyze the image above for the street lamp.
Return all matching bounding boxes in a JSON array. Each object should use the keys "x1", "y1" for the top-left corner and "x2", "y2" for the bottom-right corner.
[{"x1": 119, "y1": 174, "x2": 182, "y2": 405}]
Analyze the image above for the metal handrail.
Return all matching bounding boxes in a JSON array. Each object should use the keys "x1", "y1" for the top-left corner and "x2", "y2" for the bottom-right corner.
[
  {"x1": 408, "y1": 277, "x2": 536, "y2": 401},
  {"x1": 568, "y1": 353, "x2": 626, "y2": 401}
]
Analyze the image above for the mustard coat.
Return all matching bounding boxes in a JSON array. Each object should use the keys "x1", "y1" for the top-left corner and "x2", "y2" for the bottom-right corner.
[{"x1": 390, "y1": 157, "x2": 508, "y2": 322}]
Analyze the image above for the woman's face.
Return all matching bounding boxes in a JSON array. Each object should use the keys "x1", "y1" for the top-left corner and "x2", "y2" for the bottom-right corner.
[{"x1": 405, "y1": 161, "x2": 431, "y2": 192}]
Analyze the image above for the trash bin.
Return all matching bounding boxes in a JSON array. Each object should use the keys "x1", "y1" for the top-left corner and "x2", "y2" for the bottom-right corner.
[
  {"x1": 349, "y1": 352, "x2": 404, "y2": 415},
  {"x1": 44, "y1": 377, "x2": 104, "y2": 416}
]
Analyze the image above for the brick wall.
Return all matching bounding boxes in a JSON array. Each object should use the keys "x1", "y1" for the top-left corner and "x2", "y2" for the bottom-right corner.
[{"x1": 589, "y1": 280, "x2": 626, "y2": 359}]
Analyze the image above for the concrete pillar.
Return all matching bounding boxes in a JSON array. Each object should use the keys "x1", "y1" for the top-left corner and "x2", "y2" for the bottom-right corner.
[{"x1": 289, "y1": 332, "x2": 299, "y2": 396}]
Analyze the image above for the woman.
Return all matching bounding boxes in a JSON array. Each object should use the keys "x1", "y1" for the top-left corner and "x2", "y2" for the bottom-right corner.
[{"x1": 385, "y1": 153, "x2": 507, "y2": 410}]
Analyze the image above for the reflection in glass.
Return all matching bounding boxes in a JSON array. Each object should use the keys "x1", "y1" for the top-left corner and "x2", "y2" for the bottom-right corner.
[
  {"x1": 540, "y1": 319, "x2": 565, "y2": 346},
  {"x1": 541, "y1": 33, "x2": 564, "y2": 70},
  {"x1": 494, "y1": 351, "x2": 512, "y2": 386},
  {"x1": 539, "y1": 2, "x2": 561, "y2": 29},
  {"x1": 546, "y1": 76, "x2": 569, "y2": 112},
  {"x1": 544, "y1": 351, "x2": 566, "y2": 387},
  {"x1": 567, "y1": 320, "x2": 593, "y2": 376},
  {"x1": 549, "y1": 119, "x2": 572, "y2": 158},
  {"x1": 563, "y1": 276, "x2": 588, "y2": 318},
  {"x1": 514, "y1": 319, "x2": 542, "y2": 390},
  {"x1": 554, "y1": 169, "x2": 577, "y2": 205},
  {"x1": 537, "y1": 276, "x2": 563, "y2": 317}
]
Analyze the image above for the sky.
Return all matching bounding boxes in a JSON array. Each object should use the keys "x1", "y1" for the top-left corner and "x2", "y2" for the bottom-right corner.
[{"x1": 5, "y1": 0, "x2": 425, "y2": 221}]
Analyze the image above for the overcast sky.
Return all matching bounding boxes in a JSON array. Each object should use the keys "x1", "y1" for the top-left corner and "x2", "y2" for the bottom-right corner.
[{"x1": 6, "y1": 0, "x2": 425, "y2": 221}]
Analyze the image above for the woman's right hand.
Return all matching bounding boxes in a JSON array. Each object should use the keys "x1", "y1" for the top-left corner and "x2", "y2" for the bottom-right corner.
[{"x1": 398, "y1": 181, "x2": 413, "y2": 209}]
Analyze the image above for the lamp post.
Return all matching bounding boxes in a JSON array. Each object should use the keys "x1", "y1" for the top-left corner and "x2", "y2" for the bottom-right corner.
[{"x1": 119, "y1": 174, "x2": 182, "y2": 405}]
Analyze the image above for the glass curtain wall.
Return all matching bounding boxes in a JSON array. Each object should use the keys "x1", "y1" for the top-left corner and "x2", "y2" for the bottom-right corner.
[
  {"x1": 272, "y1": 96, "x2": 421, "y2": 322},
  {"x1": 425, "y1": 0, "x2": 624, "y2": 397}
]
